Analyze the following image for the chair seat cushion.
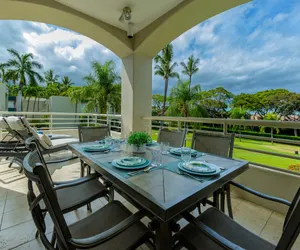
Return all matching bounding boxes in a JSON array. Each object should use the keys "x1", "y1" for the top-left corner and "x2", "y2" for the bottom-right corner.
[
  {"x1": 69, "y1": 201, "x2": 151, "y2": 250},
  {"x1": 57, "y1": 178, "x2": 108, "y2": 212},
  {"x1": 177, "y1": 207, "x2": 276, "y2": 250}
]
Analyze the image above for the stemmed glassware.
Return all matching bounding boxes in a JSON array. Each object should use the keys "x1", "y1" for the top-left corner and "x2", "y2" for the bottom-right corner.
[{"x1": 181, "y1": 147, "x2": 191, "y2": 167}]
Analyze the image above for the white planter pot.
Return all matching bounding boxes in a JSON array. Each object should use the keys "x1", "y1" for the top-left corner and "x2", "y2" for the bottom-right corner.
[{"x1": 131, "y1": 144, "x2": 146, "y2": 154}]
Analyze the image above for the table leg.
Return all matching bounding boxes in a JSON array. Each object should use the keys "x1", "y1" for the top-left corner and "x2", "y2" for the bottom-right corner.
[{"x1": 155, "y1": 221, "x2": 173, "y2": 250}]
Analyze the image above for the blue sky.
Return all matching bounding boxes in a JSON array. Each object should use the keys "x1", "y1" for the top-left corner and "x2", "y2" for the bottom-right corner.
[{"x1": 0, "y1": 0, "x2": 300, "y2": 94}]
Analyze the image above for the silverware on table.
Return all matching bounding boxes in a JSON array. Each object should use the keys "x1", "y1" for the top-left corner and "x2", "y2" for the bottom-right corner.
[
  {"x1": 128, "y1": 165, "x2": 156, "y2": 176},
  {"x1": 177, "y1": 169, "x2": 203, "y2": 182},
  {"x1": 203, "y1": 160, "x2": 225, "y2": 171},
  {"x1": 91, "y1": 150, "x2": 110, "y2": 155}
]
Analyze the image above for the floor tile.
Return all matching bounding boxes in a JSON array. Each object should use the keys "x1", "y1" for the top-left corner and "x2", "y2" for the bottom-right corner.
[
  {"x1": 12, "y1": 238, "x2": 45, "y2": 250},
  {"x1": 1, "y1": 206, "x2": 32, "y2": 230},
  {"x1": 0, "y1": 220, "x2": 37, "y2": 250},
  {"x1": 4, "y1": 195, "x2": 27, "y2": 213},
  {"x1": 235, "y1": 200, "x2": 272, "y2": 221}
]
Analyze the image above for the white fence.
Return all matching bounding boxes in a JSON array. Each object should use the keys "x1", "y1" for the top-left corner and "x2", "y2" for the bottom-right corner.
[
  {"x1": 144, "y1": 116, "x2": 300, "y2": 175},
  {"x1": 0, "y1": 111, "x2": 122, "y2": 135}
]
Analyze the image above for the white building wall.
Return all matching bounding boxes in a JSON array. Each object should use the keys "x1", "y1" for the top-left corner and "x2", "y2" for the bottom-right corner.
[{"x1": 0, "y1": 84, "x2": 8, "y2": 111}]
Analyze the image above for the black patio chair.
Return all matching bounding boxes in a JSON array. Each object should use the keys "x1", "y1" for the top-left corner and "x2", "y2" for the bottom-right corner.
[
  {"x1": 191, "y1": 132, "x2": 236, "y2": 214},
  {"x1": 24, "y1": 137, "x2": 111, "y2": 237},
  {"x1": 157, "y1": 128, "x2": 187, "y2": 147},
  {"x1": 174, "y1": 185, "x2": 300, "y2": 250},
  {"x1": 23, "y1": 144, "x2": 155, "y2": 250},
  {"x1": 191, "y1": 132, "x2": 235, "y2": 158},
  {"x1": 78, "y1": 125, "x2": 110, "y2": 177}
]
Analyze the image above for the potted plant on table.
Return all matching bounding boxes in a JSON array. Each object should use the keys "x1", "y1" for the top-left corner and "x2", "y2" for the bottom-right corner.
[{"x1": 127, "y1": 131, "x2": 151, "y2": 153}]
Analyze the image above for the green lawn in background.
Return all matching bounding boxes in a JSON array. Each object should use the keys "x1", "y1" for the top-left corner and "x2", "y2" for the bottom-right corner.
[{"x1": 151, "y1": 129, "x2": 300, "y2": 170}]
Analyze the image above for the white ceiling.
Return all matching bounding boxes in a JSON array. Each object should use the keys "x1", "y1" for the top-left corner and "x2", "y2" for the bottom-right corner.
[{"x1": 54, "y1": 0, "x2": 184, "y2": 33}]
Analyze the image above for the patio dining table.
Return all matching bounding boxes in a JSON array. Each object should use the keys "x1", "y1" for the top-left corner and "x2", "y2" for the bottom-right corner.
[{"x1": 69, "y1": 142, "x2": 249, "y2": 250}]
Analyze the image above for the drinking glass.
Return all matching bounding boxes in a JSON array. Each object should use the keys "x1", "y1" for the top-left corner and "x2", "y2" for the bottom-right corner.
[
  {"x1": 113, "y1": 140, "x2": 121, "y2": 152},
  {"x1": 152, "y1": 150, "x2": 162, "y2": 167},
  {"x1": 160, "y1": 142, "x2": 170, "y2": 155},
  {"x1": 181, "y1": 147, "x2": 191, "y2": 166},
  {"x1": 105, "y1": 136, "x2": 112, "y2": 146}
]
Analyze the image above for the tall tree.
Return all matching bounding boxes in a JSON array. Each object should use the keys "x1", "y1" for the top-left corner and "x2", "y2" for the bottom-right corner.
[
  {"x1": 82, "y1": 60, "x2": 121, "y2": 113},
  {"x1": 152, "y1": 94, "x2": 164, "y2": 116},
  {"x1": 180, "y1": 54, "x2": 200, "y2": 91},
  {"x1": 2, "y1": 49, "x2": 43, "y2": 91},
  {"x1": 168, "y1": 80, "x2": 207, "y2": 118},
  {"x1": 44, "y1": 69, "x2": 60, "y2": 86},
  {"x1": 202, "y1": 87, "x2": 234, "y2": 118},
  {"x1": 60, "y1": 76, "x2": 74, "y2": 95},
  {"x1": 154, "y1": 44, "x2": 179, "y2": 116}
]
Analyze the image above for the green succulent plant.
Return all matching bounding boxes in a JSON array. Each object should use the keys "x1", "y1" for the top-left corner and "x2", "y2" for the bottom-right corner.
[{"x1": 127, "y1": 132, "x2": 151, "y2": 149}]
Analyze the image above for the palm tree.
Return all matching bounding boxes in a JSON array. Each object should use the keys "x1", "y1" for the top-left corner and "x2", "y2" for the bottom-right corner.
[
  {"x1": 154, "y1": 44, "x2": 179, "y2": 116},
  {"x1": 60, "y1": 76, "x2": 74, "y2": 95},
  {"x1": 168, "y1": 80, "x2": 207, "y2": 118},
  {"x1": 23, "y1": 85, "x2": 37, "y2": 112},
  {"x1": 44, "y1": 69, "x2": 60, "y2": 86},
  {"x1": 180, "y1": 54, "x2": 200, "y2": 91},
  {"x1": 2, "y1": 49, "x2": 43, "y2": 91},
  {"x1": 82, "y1": 60, "x2": 121, "y2": 113},
  {"x1": 1, "y1": 49, "x2": 43, "y2": 111}
]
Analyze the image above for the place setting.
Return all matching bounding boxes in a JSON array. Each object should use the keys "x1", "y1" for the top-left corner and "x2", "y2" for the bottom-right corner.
[
  {"x1": 82, "y1": 136, "x2": 123, "y2": 154},
  {"x1": 162, "y1": 147, "x2": 222, "y2": 182}
]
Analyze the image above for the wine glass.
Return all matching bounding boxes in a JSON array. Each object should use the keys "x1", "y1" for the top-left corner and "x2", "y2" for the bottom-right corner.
[{"x1": 181, "y1": 147, "x2": 191, "y2": 166}]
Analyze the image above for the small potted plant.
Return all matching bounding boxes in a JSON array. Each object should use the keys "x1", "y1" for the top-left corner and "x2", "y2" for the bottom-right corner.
[{"x1": 127, "y1": 131, "x2": 151, "y2": 153}]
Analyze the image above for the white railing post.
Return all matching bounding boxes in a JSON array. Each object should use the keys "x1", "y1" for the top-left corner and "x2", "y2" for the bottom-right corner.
[
  {"x1": 107, "y1": 116, "x2": 111, "y2": 131},
  {"x1": 177, "y1": 121, "x2": 181, "y2": 130},
  {"x1": 87, "y1": 115, "x2": 90, "y2": 127},
  {"x1": 94, "y1": 115, "x2": 97, "y2": 126},
  {"x1": 223, "y1": 122, "x2": 228, "y2": 135},
  {"x1": 271, "y1": 127, "x2": 274, "y2": 144},
  {"x1": 50, "y1": 114, "x2": 53, "y2": 133}
]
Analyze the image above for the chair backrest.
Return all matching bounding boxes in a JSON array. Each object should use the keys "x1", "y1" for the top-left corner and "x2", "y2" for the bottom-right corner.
[
  {"x1": 78, "y1": 125, "x2": 110, "y2": 142},
  {"x1": 157, "y1": 128, "x2": 186, "y2": 147},
  {"x1": 23, "y1": 143, "x2": 73, "y2": 249},
  {"x1": 192, "y1": 132, "x2": 235, "y2": 158},
  {"x1": 276, "y1": 187, "x2": 300, "y2": 250},
  {"x1": 6, "y1": 117, "x2": 50, "y2": 149}
]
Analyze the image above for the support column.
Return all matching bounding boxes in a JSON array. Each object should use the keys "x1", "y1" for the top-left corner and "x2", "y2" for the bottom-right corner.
[{"x1": 121, "y1": 54, "x2": 152, "y2": 135}]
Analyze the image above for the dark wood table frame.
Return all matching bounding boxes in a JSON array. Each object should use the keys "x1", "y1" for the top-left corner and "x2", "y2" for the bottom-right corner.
[{"x1": 69, "y1": 143, "x2": 249, "y2": 250}]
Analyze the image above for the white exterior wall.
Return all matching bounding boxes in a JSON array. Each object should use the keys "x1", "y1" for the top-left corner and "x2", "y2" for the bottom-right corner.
[{"x1": 0, "y1": 84, "x2": 8, "y2": 111}]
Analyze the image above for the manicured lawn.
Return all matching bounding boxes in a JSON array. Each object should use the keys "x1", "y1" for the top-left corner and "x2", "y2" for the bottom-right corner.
[{"x1": 151, "y1": 129, "x2": 300, "y2": 170}]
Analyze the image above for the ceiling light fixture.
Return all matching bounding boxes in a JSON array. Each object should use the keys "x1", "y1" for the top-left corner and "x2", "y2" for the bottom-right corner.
[
  {"x1": 118, "y1": 7, "x2": 132, "y2": 23},
  {"x1": 118, "y1": 7, "x2": 134, "y2": 39}
]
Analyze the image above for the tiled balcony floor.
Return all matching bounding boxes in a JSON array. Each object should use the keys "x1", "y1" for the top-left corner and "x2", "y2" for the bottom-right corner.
[{"x1": 0, "y1": 152, "x2": 299, "y2": 250}]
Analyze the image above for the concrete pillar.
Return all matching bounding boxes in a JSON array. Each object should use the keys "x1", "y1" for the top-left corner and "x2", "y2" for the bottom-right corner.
[{"x1": 121, "y1": 54, "x2": 152, "y2": 136}]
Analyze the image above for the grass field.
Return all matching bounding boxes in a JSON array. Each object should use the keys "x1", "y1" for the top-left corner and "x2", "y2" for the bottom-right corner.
[{"x1": 151, "y1": 129, "x2": 300, "y2": 171}]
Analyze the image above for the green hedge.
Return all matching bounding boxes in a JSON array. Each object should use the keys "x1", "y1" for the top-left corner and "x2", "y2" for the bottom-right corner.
[{"x1": 199, "y1": 126, "x2": 300, "y2": 141}]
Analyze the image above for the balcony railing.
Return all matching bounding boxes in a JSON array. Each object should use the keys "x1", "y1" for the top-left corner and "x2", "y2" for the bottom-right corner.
[
  {"x1": 144, "y1": 116, "x2": 300, "y2": 175},
  {"x1": 0, "y1": 111, "x2": 122, "y2": 135}
]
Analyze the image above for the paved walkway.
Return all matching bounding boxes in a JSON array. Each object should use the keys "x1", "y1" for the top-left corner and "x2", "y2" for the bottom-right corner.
[{"x1": 0, "y1": 152, "x2": 298, "y2": 250}]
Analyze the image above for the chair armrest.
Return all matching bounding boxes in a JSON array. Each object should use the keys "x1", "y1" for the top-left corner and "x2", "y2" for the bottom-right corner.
[
  {"x1": 230, "y1": 181, "x2": 291, "y2": 207},
  {"x1": 53, "y1": 173, "x2": 100, "y2": 190},
  {"x1": 182, "y1": 212, "x2": 245, "y2": 250},
  {"x1": 69, "y1": 209, "x2": 146, "y2": 248}
]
